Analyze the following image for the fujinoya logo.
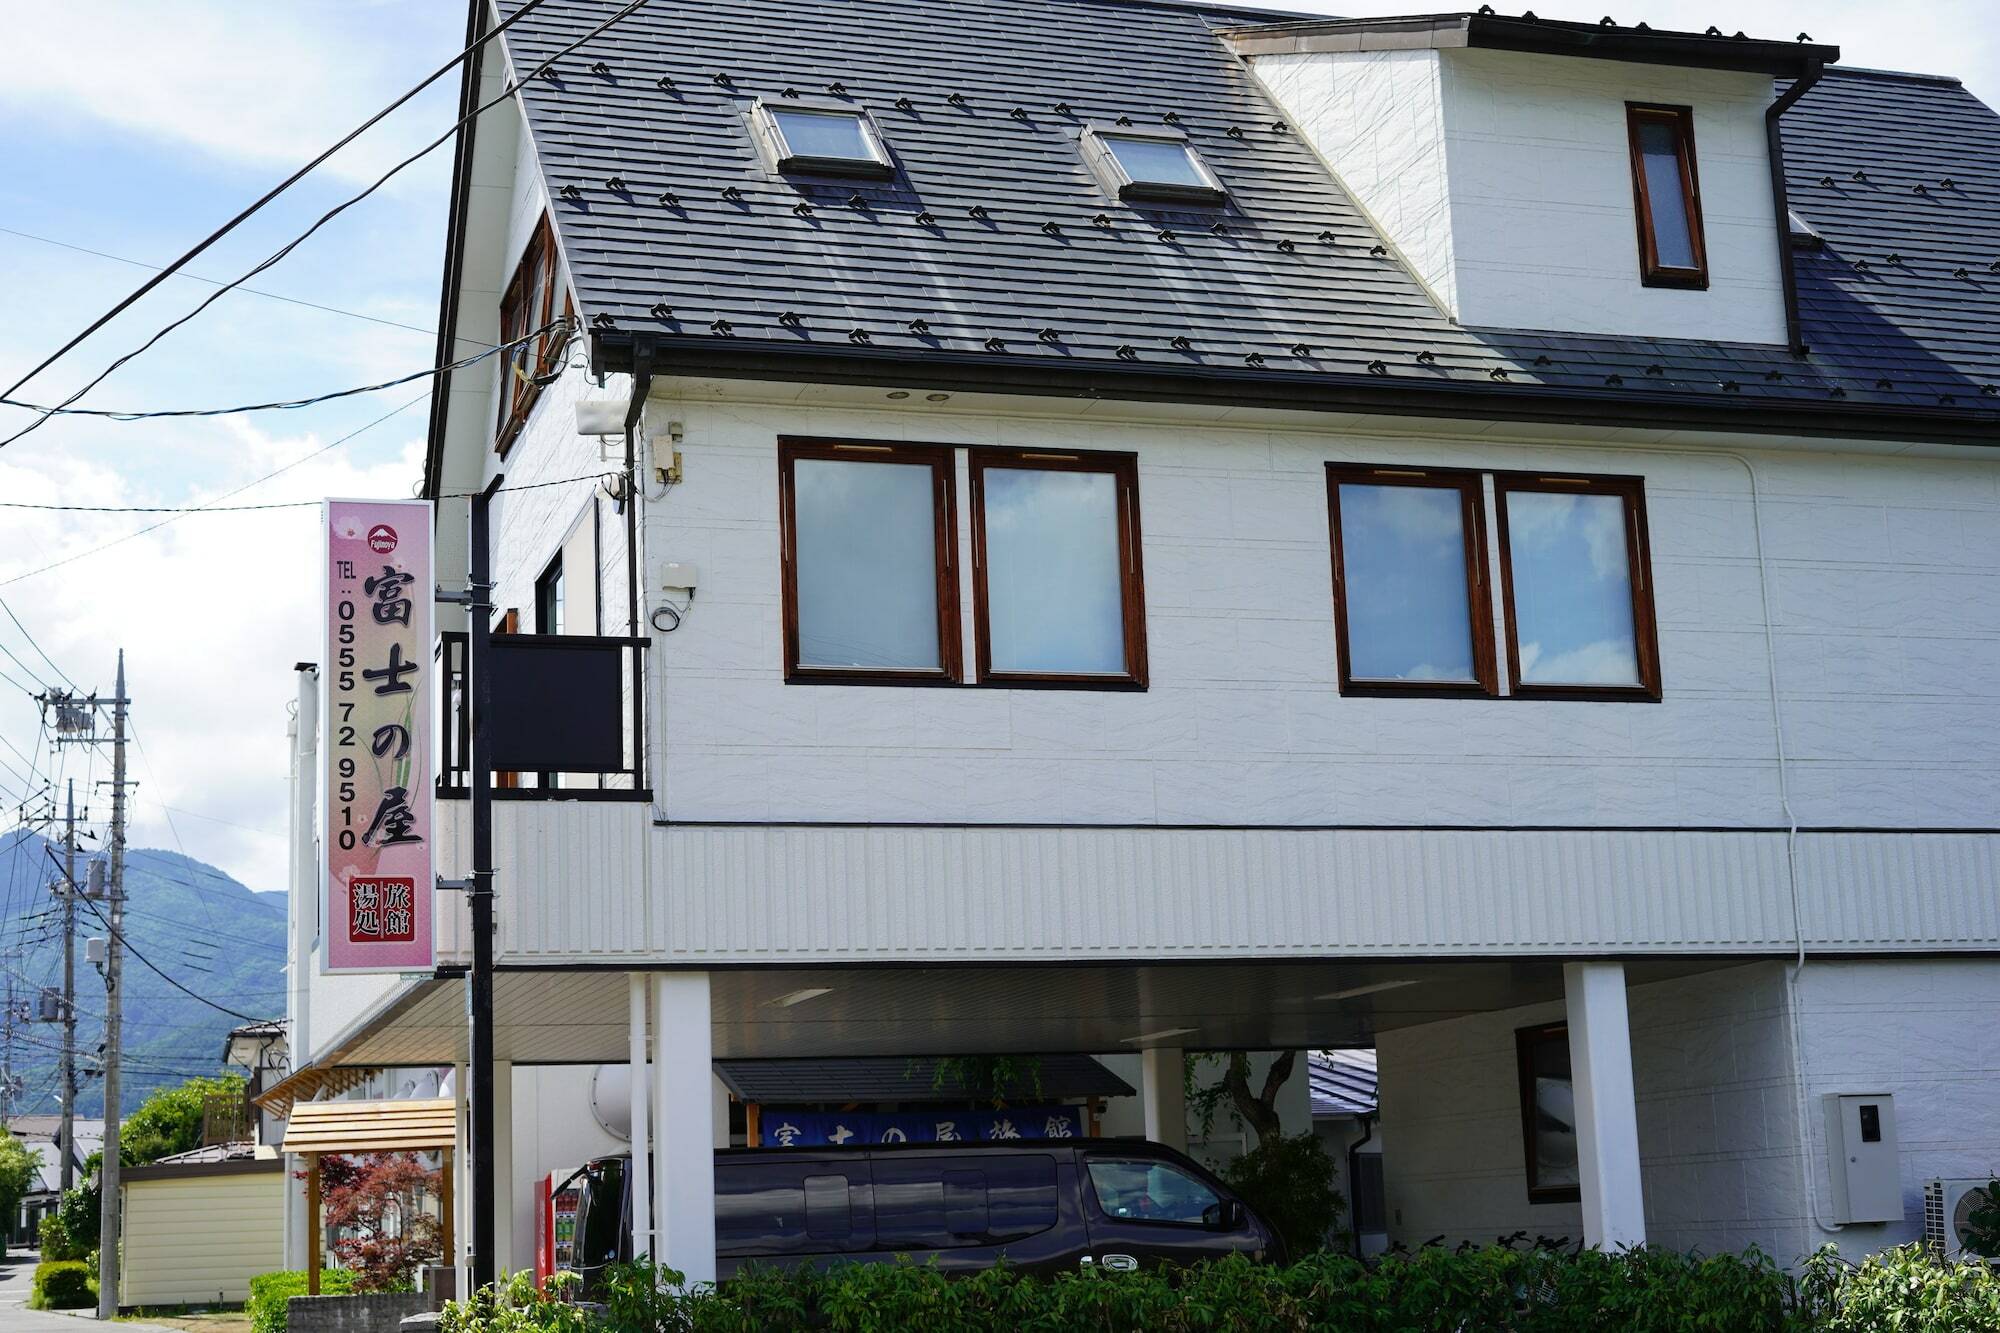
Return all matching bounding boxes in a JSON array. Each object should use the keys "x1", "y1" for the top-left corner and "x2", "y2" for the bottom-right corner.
[{"x1": 367, "y1": 523, "x2": 399, "y2": 554}]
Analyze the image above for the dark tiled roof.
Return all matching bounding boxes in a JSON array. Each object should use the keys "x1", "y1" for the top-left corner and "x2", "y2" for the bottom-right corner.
[
  {"x1": 716, "y1": 1055, "x2": 1135, "y2": 1104},
  {"x1": 1308, "y1": 1049, "x2": 1377, "y2": 1119},
  {"x1": 493, "y1": 0, "x2": 2000, "y2": 439}
]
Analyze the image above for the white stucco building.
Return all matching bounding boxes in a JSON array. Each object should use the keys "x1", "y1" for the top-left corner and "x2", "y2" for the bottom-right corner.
[{"x1": 278, "y1": 0, "x2": 1999, "y2": 1285}]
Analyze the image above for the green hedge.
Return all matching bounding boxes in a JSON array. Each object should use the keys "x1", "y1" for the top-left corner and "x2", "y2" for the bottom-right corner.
[
  {"x1": 248, "y1": 1268, "x2": 359, "y2": 1333},
  {"x1": 30, "y1": 1259, "x2": 95, "y2": 1311},
  {"x1": 439, "y1": 1244, "x2": 2000, "y2": 1333}
]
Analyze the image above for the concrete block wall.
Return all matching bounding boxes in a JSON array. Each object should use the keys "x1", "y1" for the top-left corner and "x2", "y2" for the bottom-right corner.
[{"x1": 1376, "y1": 958, "x2": 2000, "y2": 1265}]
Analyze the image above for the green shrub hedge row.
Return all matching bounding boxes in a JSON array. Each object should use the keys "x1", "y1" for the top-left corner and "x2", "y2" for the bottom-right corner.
[
  {"x1": 248, "y1": 1268, "x2": 360, "y2": 1333},
  {"x1": 30, "y1": 1259, "x2": 95, "y2": 1311},
  {"x1": 435, "y1": 1243, "x2": 2000, "y2": 1333}
]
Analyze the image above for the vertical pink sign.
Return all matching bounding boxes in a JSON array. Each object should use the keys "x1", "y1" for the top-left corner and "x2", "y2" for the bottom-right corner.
[{"x1": 323, "y1": 499, "x2": 435, "y2": 973}]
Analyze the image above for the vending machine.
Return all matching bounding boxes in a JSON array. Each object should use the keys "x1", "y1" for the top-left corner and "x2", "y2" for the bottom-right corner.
[{"x1": 534, "y1": 1168, "x2": 584, "y2": 1288}]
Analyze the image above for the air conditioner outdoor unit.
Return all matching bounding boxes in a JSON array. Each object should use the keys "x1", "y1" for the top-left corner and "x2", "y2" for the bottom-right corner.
[{"x1": 1923, "y1": 1178, "x2": 1997, "y2": 1262}]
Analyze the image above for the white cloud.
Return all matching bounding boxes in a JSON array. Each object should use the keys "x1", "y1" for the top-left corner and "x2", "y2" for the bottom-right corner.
[
  {"x1": 0, "y1": 419, "x2": 428, "y2": 893},
  {"x1": 0, "y1": 3, "x2": 462, "y2": 186}
]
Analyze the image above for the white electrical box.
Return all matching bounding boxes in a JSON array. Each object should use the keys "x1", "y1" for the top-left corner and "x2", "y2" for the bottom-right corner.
[
  {"x1": 661, "y1": 562, "x2": 699, "y2": 592},
  {"x1": 575, "y1": 398, "x2": 627, "y2": 436},
  {"x1": 1823, "y1": 1092, "x2": 1902, "y2": 1223}
]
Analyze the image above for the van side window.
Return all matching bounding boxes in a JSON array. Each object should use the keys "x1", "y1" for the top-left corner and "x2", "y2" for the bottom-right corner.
[
  {"x1": 984, "y1": 1154, "x2": 1058, "y2": 1239},
  {"x1": 873, "y1": 1155, "x2": 1058, "y2": 1250},
  {"x1": 944, "y1": 1169, "x2": 988, "y2": 1238},
  {"x1": 1086, "y1": 1158, "x2": 1223, "y2": 1227},
  {"x1": 804, "y1": 1173, "x2": 853, "y2": 1241},
  {"x1": 716, "y1": 1163, "x2": 806, "y2": 1253}
]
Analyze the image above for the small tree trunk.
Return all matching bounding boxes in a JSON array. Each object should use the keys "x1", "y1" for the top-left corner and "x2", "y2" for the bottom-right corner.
[{"x1": 1221, "y1": 1050, "x2": 1296, "y2": 1146}]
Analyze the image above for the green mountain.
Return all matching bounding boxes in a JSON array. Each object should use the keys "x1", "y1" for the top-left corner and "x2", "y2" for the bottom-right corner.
[{"x1": 0, "y1": 828, "x2": 287, "y2": 1115}]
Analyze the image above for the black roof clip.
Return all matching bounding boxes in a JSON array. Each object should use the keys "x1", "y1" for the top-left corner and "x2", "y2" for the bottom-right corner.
[
  {"x1": 1605, "y1": 373, "x2": 1624, "y2": 386},
  {"x1": 710, "y1": 319, "x2": 734, "y2": 335},
  {"x1": 914, "y1": 210, "x2": 938, "y2": 226},
  {"x1": 1876, "y1": 378, "x2": 1894, "y2": 390},
  {"x1": 1163, "y1": 111, "x2": 1183, "y2": 125},
  {"x1": 721, "y1": 186, "x2": 745, "y2": 203},
  {"x1": 1645, "y1": 363, "x2": 1663, "y2": 376},
  {"x1": 1276, "y1": 238, "x2": 1296, "y2": 253},
  {"x1": 793, "y1": 201, "x2": 815, "y2": 217},
  {"x1": 1598, "y1": 15, "x2": 1615, "y2": 26},
  {"x1": 1115, "y1": 115, "x2": 1134, "y2": 127},
  {"x1": 1369, "y1": 243, "x2": 1389, "y2": 257},
  {"x1": 1170, "y1": 336, "x2": 1193, "y2": 351},
  {"x1": 1828, "y1": 385, "x2": 1846, "y2": 398},
  {"x1": 1038, "y1": 328, "x2": 1061, "y2": 343},
  {"x1": 1721, "y1": 380, "x2": 1740, "y2": 392},
  {"x1": 658, "y1": 190, "x2": 681, "y2": 208},
  {"x1": 1704, "y1": 25, "x2": 1722, "y2": 36},
  {"x1": 782, "y1": 87, "x2": 801, "y2": 99},
  {"x1": 1982, "y1": 384, "x2": 1999, "y2": 396},
  {"x1": 1093, "y1": 214, "x2": 1114, "y2": 228},
  {"x1": 969, "y1": 205, "x2": 991, "y2": 220},
  {"x1": 1116, "y1": 345, "x2": 1139, "y2": 360},
  {"x1": 1533, "y1": 354, "x2": 1552, "y2": 366},
  {"x1": 649, "y1": 303, "x2": 673, "y2": 321},
  {"x1": 1245, "y1": 352, "x2": 1267, "y2": 367},
  {"x1": 1041, "y1": 220, "x2": 1063, "y2": 235},
  {"x1": 908, "y1": 318, "x2": 932, "y2": 334},
  {"x1": 713, "y1": 72, "x2": 734, "y2": 88},
  {"x1": 984, "y1": 336, "x2": 1008, "y2": 352},
  {"x1": 1227, "y1": 126, "x2": 1245, "y2": 139},
  {"x1": 895, "y1": 97, "x2": 917, "y2": 112},
  {"x1": 1940, "y1": 177, "x2": 1957, "y2": 189},
  {"x1": 1913, "y1": 183, "x2": 1930, "y2": 195},
  {"x1": 1210, "y1": 222, "x2": 1229, "y2": 236},
  {"x1": 1797, "y1": 31, "x2": 1812, "y2": 41},
  {"x1": 1317, "y1": 230, "x2": 1337, "y2": 243},
  {"x1": 847, "y1": 193, "x2": 869, "y2": 208},
  {"x1": 1290, "y1": 343, "x2": 1312, "y2": 358},
  {"x1": 778, "y1": 311, "x2": 804, "y2": 328},
  {"x1": 849, "y1": 328, "x2": 871, "y2": 344},
  {"x1": 656, "y1": 75, "x2": 676, "y2": 92},
  {"x1": 1415, "y1": 350, "x2": 1437, "y2": 364},
  {"x1": 1011, "y1": 107, "x2": 1031, "y2": 121},
  {"x1": 1765, "y1": 369, "x2": 1784, "y2": 381},
  {"x1": 1489, "y1": 367, "x2": 1509, "y2": 381},
  {"x1": 558, "y1": 183, "x2": 584, "y2": 201},
  {"x1": 1270, "y1": 121, "x2": 1288, "y2": 134},
  {"x1": 1954, "y1": 267, "x2": 1971, "y2": 279},
  {"x1": 1818, "y1": 175, "x2": 1834, "y2": 187},
  {"x1": 1850, "y1": 169, "x2": 1867, "y2": 182},
  {"x1": 948, "y1": 92, "x2": 971, "y2": 108},
  {"x1": 827, "y1": 81, "x2": 849, "y2": 96},
  {"x1": 1053, "y1": 102, "x2": 1075, "y2": 116},
  {"x1": 591, "y1": 312, "x2": 616, "y2": 330},
  {"x1": 605, "y1": 176, "x2": 628, "y2": 193},
  {"x1": 1367, "y1": 360, "x2": 1388, "y2": 376},
  {"x1": 1157, "y1": 228, "x2": 1177, "y2": 243},
  {"x1": 1885, "y1": 253, "x2": 1902, "y2": 264},
  {"x1": 589, "y1": 60, "x2": 612, "y2": 77}
]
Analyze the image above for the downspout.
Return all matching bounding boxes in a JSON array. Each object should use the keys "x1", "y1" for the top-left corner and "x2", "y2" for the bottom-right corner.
[
  {"x1": 1347, "y1": 1111, "x2": 1375, "y2": 1258},
  {"x1": 1766, "y1": 59, "x2": 1825, "y2": 356}
]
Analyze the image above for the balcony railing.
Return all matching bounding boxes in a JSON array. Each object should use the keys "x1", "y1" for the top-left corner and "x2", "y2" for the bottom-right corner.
[{"x1": 435, "y1": 630, "x2": 650, "y2": 801}]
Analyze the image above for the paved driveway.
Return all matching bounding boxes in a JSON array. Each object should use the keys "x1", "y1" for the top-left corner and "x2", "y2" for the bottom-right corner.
[{"x1": 0, "y1": 1254, "x2": 172, "y2": 1333}]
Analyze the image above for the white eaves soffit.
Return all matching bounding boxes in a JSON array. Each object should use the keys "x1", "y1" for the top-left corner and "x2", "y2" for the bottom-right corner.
[{"x1": 1236, "y1": 37, "x2": 1789, "y2": 346}]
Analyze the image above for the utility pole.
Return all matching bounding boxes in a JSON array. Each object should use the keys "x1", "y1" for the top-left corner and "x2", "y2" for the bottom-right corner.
[
  {"x1": 466, "y1": 483, "x2": 498, "y2": 1291},
  {"x1": 95, "y1": 652, "x2": 128, "y2": 1323},
  {"x1": 60, "y1": 779, "x2": 78, "y2": 1193}
]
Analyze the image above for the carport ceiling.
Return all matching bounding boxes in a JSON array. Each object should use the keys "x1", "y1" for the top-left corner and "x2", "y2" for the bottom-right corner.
[{"x1": 323, "y1": 958, "x2": 1721, "y2": 1069}]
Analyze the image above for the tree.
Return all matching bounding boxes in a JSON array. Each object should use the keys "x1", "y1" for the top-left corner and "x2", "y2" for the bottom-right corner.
[
  {"x1": 1186, "y1": 1051, "x2": 1298, "y2": 1147},
  {"x1": 319, "y1": 1153, "x2": 443, "y2": 1292},
  {"x1": 119, "y1": 1072, "x2": 247, "y2": 1167},
  {"x1": 0, "y1": 1134, "x2": 41, "y2": 1240}
]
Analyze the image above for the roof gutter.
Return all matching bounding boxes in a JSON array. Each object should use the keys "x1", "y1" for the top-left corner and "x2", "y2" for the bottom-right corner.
[
  {"x1": 1767, "y1": 59, "x2": 1825, "y2": 357},
  {"x1": 422, "y1": 0, "x2": 491, "y2": 501},
  {"x1": 590, "y1": 334, "x2": 2000, "y2": 448}
]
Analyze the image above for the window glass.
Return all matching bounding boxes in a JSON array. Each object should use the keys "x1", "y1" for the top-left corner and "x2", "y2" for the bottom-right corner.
[
  {"x1": 1086, "y1": 1158, "x2": 1223, "y2": 1226},
  {"x1": 1337, "y1": 482, "x2": 1477, "y2": 682},
  {"x1": 773, "y1": 109, "x2": 877, "y2": 162},
  {"x1": 715, "y1": 1163, "x2": 806, "y2": 1252},
  {"x1": 1518, "y1": 1025, "x2": 1579, "y2": 1198},
  {"x1": 1636, "y1": 118, "x2": 1696, "y2": 269},
  {"x1": 792, "y1": 457, "x2": 943, "y2": 670},
  {"x1": 1504, "y1": 490, "x2": 1641, "y2": 687},
  {"x1": 574, "y1": 1157, "x2": 625, "y2": 1266},
  {"x1": 981, "y1": 467, "x2": 1126, "y2": 675},
  {"x1": 943, "y1": 1169, "x2": 988, "y2": 1239},
  {"x1": 804, "y1": 1173, "x2": 852, "y2": 1241},
  {"x1": 984, "y1": 1154, "x2": 1057, "y2": 1239},
  {"x1": 536, "y1": 558, "x2": 564, "y2": 635},
  {"x1": 873, "y1": 1167, "x2": 951, "y2": 1250},
  {"x1": 1105, "y1": 136, "x2": 1208, "y2": 188}
]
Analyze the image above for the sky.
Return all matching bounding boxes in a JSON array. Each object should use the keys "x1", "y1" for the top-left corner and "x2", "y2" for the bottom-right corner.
[{"x1": 0, "y1": 0, "x2": 1993, "y2": 904}]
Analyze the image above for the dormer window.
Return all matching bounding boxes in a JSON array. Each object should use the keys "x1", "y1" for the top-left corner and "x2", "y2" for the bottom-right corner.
[
  {"x1": 758, "y1": 104, "x2": 893, "y2": 178},
  {"x1": 1083, "y1": 128, "x2": 1226, "y2": 205},
  {"x1": 1626, "y1": 105, "x2": 1708, "y2": 289}
]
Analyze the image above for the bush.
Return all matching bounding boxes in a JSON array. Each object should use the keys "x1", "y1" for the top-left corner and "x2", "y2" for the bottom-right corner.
[
  {"x1": 51, "y1": 1183, "x2": 99, "y2": 1259},
  {"x1": 1220, "y1": 1131, "x2": 1344, "y2": 1259},
  {"x1": 247, "y1": 1268, "x2": 359, "y2": 1333},
  {"x1": 440, "y1": 1243, "x2": 2000, "y2": 1333},
  {"x1": 30, "y1": 1259, "x2": 95, "y2": 1310},
  {"x1": 37, "y1": 1215, "x2": 71, "y2": 1262}
]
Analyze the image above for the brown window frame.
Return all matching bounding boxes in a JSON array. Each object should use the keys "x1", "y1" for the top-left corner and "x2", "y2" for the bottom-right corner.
[
  {"x1": 495, "y1": 215, "x2": 566, "y2": 455},
  {"x1": 1493, "y1": 472, "x2": 1662, "y2": 702},
  {"x1": 968, "y1": 448, "x2": 1148, "y2": 690},
  {"x1": 1325, "y1": 464, "x2": 1497, "y2": 699},
  {"x1": 1625, "y1": 104, "x2": 1708, "y2": 290},
  {"x1": 1516, "y1": 1021, "x2": 1581, "y2": 1205},
  {"x1": 777, "y1": 438, "x2": 963, "y2": 686}
]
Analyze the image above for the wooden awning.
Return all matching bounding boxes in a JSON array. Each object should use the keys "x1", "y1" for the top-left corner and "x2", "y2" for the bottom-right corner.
[
  {"x1": 254, "y1": 1063, "x2": 378, "y2": 1118},
  {"x1": 280, "y1": 1098, "x2": 456, "y2": 1155}
]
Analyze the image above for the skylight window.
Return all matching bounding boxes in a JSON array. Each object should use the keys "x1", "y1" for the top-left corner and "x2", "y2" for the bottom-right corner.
[
  {"x1": 757, "y1": 103, "x2": 893, "y2": 178},
  {"x1": 1083, "y1": 127, "x2": 1226, "y2": 205}
]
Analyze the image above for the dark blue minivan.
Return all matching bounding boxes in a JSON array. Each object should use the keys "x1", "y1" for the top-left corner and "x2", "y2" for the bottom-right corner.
[{"x1": 567, "y1": 1138, "x2": 1279, "y2": 1286}]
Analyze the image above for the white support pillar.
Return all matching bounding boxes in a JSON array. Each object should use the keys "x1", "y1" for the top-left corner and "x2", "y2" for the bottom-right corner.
[
  {"x1": 451, "y1": 1064, "x2": 470, "y2": 1291},
  {"x1": 493, "y1": 1060, "x2": 516, "y2": 1276},
  {"x1": 1139, "y1": 1046, "x2": 1187, "y2": 1152},
  {"x1": 1564, "y1": 962, "x2": 1646, "y2": 1249},
  {"x1": 652, "y1": 972, "x2": 716, "y2": 1285},
  {"x1": 712, "y1": 1074, "x2": 732, "y2": 1151},
  {"x1": 627, "y1": 975, "x2": 652, "y2": 1260}
]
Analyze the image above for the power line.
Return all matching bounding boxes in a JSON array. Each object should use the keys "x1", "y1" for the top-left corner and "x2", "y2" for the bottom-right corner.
[
  {"x1": 0, "y1": 597, "x2": 79, "y2": 690},
  {"x1": 0, "y1": 0, "x2": 564, "y2": 407},
  {"x1": 0, "y1": 0, "x2": 651, "y2": 453},
  {"x1": 1, "y1": 315, "x2": 570, "y2": 422},
  {"x1": 80, "y1": 895, "x2": 271, "y2": 1024},
  {"x1": 0, "y1": 468, "x2": 620, "y2": 522},
  {"x1": 0, "y1": 226, "x2": 444, "y2": 340}
]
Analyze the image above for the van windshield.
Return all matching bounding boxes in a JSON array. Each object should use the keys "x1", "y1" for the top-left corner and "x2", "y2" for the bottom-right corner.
[{"x1": 575, "y1": 1158, "x2": 626, "y2": 1266}]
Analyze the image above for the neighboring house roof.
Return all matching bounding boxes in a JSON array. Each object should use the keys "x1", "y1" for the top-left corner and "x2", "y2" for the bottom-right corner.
[
  {"x1": 715, "y1": 1055, "x2": 1135, "y2": 1104},
  {"x1": 1309, "y1": 1049, "x2": 1377, "y2": 1119},
  {"x1": 474, "y1": 0, "x2": 1999, "y2": 446},
  {"x1": 9, "y1": 1117, "x2": 106, "y2": 1196}
]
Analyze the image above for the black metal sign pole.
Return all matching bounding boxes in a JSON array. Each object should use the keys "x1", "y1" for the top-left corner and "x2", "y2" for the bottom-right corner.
[{"x1": 466, "y1": 476, "x2": 500, "y2": 1292}]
